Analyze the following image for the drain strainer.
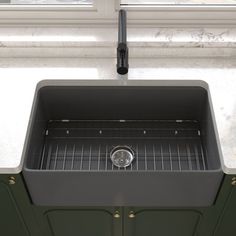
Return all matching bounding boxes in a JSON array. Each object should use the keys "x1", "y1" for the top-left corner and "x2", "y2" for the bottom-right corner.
[{"x1": 110, "y1": 146, "x2": 134, "y2": 168}]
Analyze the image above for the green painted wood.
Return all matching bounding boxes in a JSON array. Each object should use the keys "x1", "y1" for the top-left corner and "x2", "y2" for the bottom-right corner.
[
  {"x1": 0, "y1": 182, "x2": 29, "y2": 236},
  {"x1": 0, "y1": 174, "x2": 52, "y2": 236},
  {"x1": 214, "y1": 179, "x2": 236, "y2": 236},
  {"x1": 124, "y1": 176, "x2": 235, "y2": 236},
  {"x1": 1, "y1": 174, "x2": 236, "y2": 236},
  {"x1": 32, "y1": 206, "x2": 122, "y2": 236},
  {"x1": 46, "y1": 210, "x2": 114, "y2": 236},
  {"x1": 126, "y1": 210, "x2": 201, "y2": 236},
  {"x1": 193, "y1": 175, "x2": 232, "y2": 236}
]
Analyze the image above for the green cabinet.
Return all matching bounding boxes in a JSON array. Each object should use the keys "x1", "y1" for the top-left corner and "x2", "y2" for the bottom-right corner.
[
  {"x1": 124, "y1": 209, "x2": 201, "y2": 236},
  {"x1": 0, "y1": 182, "x2": 29, "y2": 236},
  {"x1": 215, "y1": 184, "x2": 236, "y2": 236},
  {"x1": 1, "y1": 174, "x2": 236, "y2": 236},
  {"x1": 0, "y1": 175, "x2": 121, "y2": 236},
  {"x1": 45, "y1": 209, "x2": 120, "y2": 236}
]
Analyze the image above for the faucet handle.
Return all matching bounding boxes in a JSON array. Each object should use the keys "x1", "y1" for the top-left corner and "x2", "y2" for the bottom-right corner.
[
  {"x1": 117, "y1": 10, "x2": 129, "y2": 75},
  {"x1": 117, "y1": 43, "x2": 129, "y2": 75}
]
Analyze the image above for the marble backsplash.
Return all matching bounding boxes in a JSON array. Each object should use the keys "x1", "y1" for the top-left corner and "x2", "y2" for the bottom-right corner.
[{"x1": 0, "y1": 27, "x2": 235, "y2": 57}]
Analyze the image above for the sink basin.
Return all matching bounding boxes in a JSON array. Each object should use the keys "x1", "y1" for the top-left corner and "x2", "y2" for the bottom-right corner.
[{"x1": 23, "y1": 80, "x2": 223, "y2": 206}]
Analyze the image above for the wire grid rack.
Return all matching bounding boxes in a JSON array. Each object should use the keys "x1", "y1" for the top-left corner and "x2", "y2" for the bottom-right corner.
[{"x1": 39, "y1": 120, "x2": 207, "y2": 171}]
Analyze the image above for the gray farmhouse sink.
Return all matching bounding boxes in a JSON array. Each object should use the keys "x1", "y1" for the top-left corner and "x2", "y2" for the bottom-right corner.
[{"x1": 23, "y1": 80, "x2": 223, "y2": 207}]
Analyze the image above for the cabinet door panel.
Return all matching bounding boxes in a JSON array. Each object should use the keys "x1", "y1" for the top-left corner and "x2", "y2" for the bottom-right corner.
[
  {"x1": 46, "y1": 210, "x2": 114, "y2": 236},
  {"x1": 215, "y1": 187, "x2": 236, "y2": 236},
  {"x1": 0, "y1": 183, "x2": 29, "y2": 236},
  {"x1": 126, "y1": 210, "x2": 201, "y2": 236}
]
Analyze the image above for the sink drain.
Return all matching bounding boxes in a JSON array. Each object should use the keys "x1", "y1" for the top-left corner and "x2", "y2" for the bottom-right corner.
[{"x1": 110, "y1": 146, "x2": 134, "y2": 168}]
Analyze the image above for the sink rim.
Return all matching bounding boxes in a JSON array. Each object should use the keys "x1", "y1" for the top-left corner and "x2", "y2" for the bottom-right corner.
[{"x1": 23, "y1": 79, "x2": 223, "y2": 173}]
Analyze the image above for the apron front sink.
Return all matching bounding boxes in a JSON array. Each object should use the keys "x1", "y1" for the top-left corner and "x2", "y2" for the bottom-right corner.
[{"x1": 23, "y1": 80, "x2": 223, "y2": 206}]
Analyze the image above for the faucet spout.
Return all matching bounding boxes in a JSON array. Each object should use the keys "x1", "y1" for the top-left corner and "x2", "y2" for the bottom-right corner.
[{"x1": 117, "y1": 10, "x2": 129, "y2": 75}]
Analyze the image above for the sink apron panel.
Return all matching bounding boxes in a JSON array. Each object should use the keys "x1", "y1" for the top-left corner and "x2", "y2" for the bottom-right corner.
[{"x1": 23, "y1": 170, "x2": 223, "y2": 206}]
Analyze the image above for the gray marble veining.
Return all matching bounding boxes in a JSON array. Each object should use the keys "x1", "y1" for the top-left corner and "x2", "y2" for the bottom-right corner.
[
  {"x1": 0, "y1": 27, "x2": 235, "y2": 48},
  {"x1": 121, "y1": 0, "x2": 236, "y2": 4},
  {"x1": 0, "y1": 28, "x2": 236, "y2": 58}
]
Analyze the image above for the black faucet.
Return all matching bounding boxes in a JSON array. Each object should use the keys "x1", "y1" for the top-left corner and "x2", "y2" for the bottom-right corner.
[{"x1": 117, "y1": 10, "x2": 129, "y2": 75}]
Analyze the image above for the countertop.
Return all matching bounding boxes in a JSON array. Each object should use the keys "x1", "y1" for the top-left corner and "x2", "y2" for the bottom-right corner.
[{"x1": 0, "y1": 57, "x2": 236, "y2": 174}]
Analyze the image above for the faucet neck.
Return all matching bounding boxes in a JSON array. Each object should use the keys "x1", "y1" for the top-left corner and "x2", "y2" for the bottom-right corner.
[{"x1": 117, "y1": 10, "x2": 129, "y2": 75}]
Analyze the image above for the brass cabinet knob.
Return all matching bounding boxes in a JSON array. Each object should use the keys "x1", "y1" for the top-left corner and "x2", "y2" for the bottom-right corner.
[
  {"x1": 128, "y1": 211, "x2": 135, "y2": 218},
  {"x1": 232, "y1": 177, "x2": 236, "y2": 186},
  {"x1": 8, "y1": 176, "x2": 16, "y2": 185},
  {"x1": 113, "y1": 211, "x2": 120, "y2": 218}
]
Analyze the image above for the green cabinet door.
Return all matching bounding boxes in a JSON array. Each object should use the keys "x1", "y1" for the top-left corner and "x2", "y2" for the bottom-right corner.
[
  {"x1": 215, "y1": 185, "x2": 236, "y2": 236},
  {"x1": 125, "y1": 209, "x2": 202, "y2": 236},
  {"x1": 45, "y1": 209, "x2": 120, "y2": 236},
  {"x1": 0, "y1": 182, "x2": 29, "y2": 236}
]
